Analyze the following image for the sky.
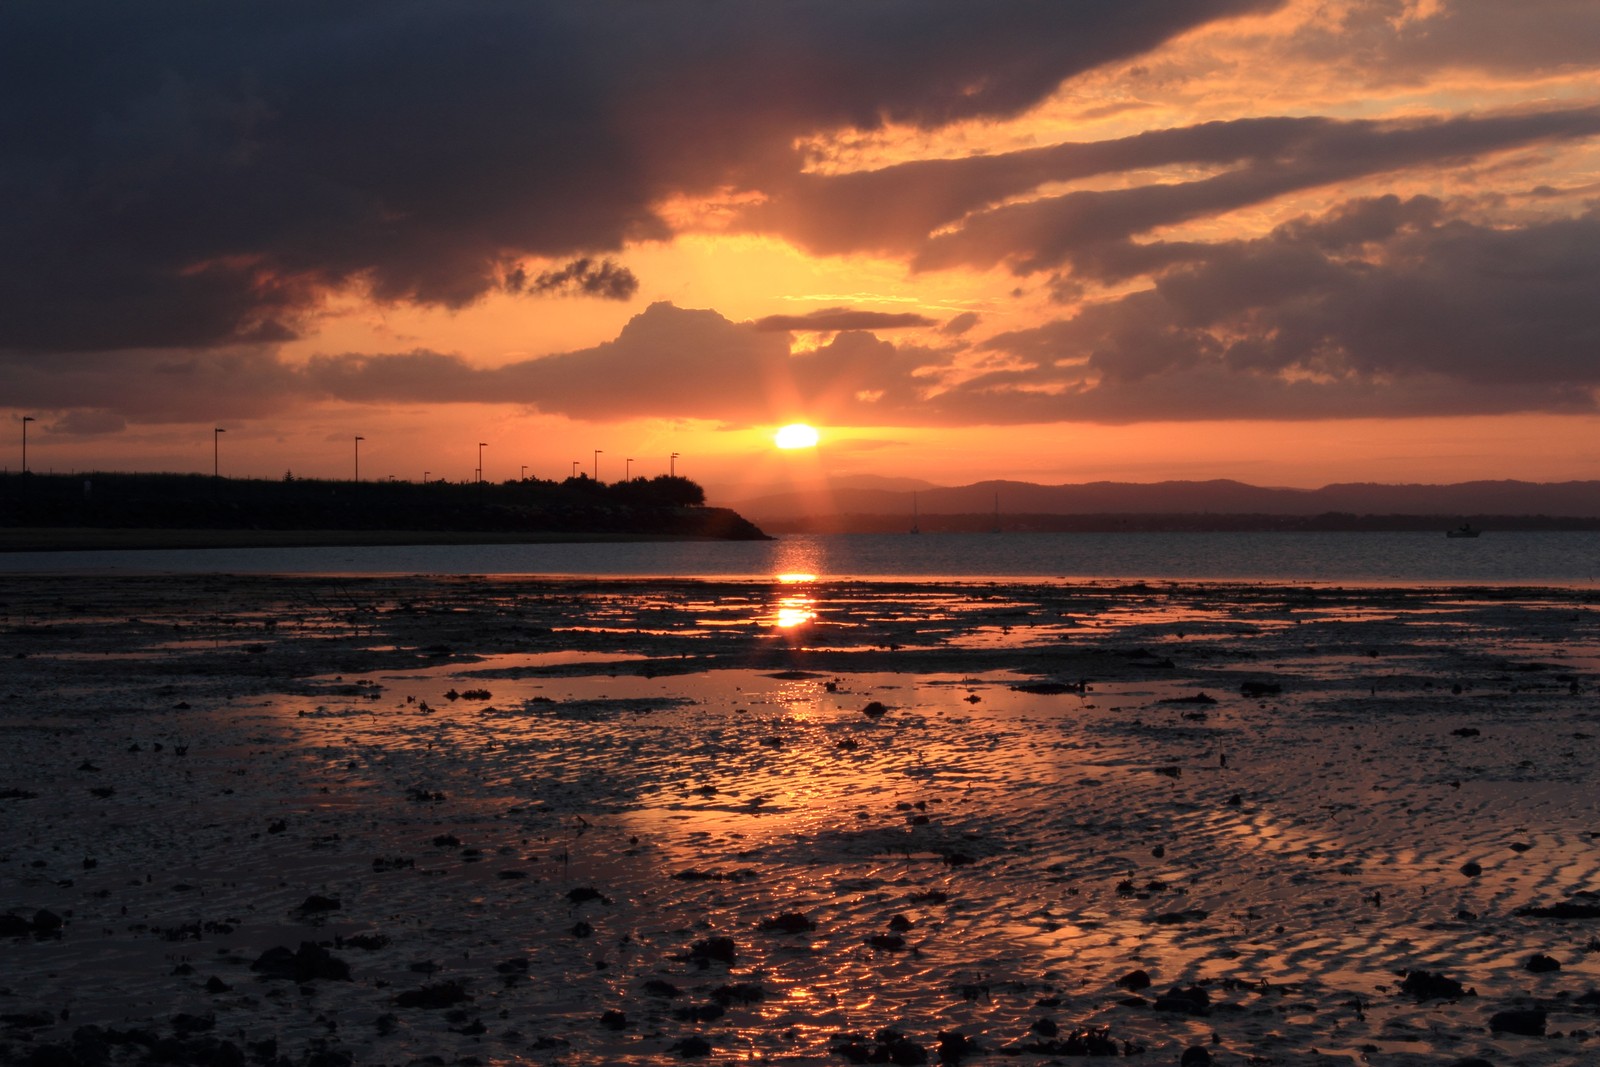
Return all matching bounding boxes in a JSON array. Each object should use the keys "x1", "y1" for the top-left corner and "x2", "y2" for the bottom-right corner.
[{"x1": 5, "y1": 0, "x2": 1600, "y2": 503}]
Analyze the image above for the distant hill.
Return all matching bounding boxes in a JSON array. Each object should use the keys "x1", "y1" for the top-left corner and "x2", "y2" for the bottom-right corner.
[{"x1": 730, "y1": 478, "x2": 1600, "y2": 532}]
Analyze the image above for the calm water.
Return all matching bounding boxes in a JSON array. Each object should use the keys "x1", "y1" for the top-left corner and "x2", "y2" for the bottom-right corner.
[{"x1": 1, "y1": 530, "x2": 1597, "y2": 584}]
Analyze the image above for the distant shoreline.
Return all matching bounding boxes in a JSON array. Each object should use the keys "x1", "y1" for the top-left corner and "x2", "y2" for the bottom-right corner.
[{"x1": 0, "y1": 528, "x2": 738, "y2": 553}]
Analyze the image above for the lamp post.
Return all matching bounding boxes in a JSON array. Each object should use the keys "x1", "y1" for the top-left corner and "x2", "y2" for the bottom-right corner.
[
  {"x1": 593, "y1": 449, "x2": 602, "y2": 481},
  {"x1": 21, "y1": 415, "x2": 34, "y2": 474},
  {"x1": 477, "y1": 442, "x2": 486, "y2": 483},
  {"x1": 354, "y1": 435, "x2": 364, "y2": 482},
  {"x1": 520, "y1": 464, "x2": 527, "y2": 481},
  {"x1": 670, "y1": 451, "x2": 679, "y2": 477},
  {"x1": 424, "y1": 471, "x2": 430, "y2": 482},
  {"x1": 625, "y1": 457, "x2": 633, "y2": 481},
  {"x1": 571, "y1": 460, "x2": 579, "y2": 478},
  {"x1": 213, "y1": 427, "x2": 225, "y2": 478}
]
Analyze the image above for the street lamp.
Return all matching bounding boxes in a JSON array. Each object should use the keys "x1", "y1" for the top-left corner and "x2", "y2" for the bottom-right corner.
[
  {"x1": 354, "y1": 435, "x2": 364, "y2": 482},
  {"x1": 625, "y1": 457, "x2": 633, "y2": 481},
  {"x1": 477, "y1": 442, "x2": 487, "y2": 483},
  {"x1": 424, "y1": 471, "x2": 430, "y2": 482},
  {"x1": 571, "y1": 460, "x2": 579, "y2": 478},
  {"x1": 21, "y1": 416, "x2": 34, "y2": 474},
  {"x1": 593, "y1": 449, "x2": 602, "y2": 481},
  {"x1": 670, "y1": 451, "x2": 679, "y2": 477},
  {"x1": 520, "y1": 464, "x2": 527, "y2": 481},
  {"x1": 213, "y1": 427, "x2": 225, "y2": 478}
]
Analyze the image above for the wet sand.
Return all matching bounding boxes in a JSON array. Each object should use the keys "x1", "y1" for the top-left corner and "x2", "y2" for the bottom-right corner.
[{"x1": 2, "y1": 574, "x2": 1598, "y2": 1065}]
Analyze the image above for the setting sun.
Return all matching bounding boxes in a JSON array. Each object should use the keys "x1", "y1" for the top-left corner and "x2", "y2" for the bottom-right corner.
[{"x1": 774, "y1": 423, "x2": 820, "y2": 449}]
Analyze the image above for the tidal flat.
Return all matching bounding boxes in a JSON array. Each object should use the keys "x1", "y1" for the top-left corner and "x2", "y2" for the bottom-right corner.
[{"x1": 2, "y1": 574, "x2": 1599, "y2": 1065}]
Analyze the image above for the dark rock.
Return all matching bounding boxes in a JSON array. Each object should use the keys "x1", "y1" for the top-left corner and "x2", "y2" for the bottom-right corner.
[
  {"x1": 1446, "y1": 1059, "x2": 1495, "y2": 1067},
  {"x1": 1009, "y1": 682, "x2": 1084, "y2": 695},
  {"x1": 831, "y1": 1029, "x2": 926, "y2": 1065},
  {"x1": 862, "y1": 701, "x2": 889, "y2": 719},
  {"x1": 1021, "y1": 1026, "x2": 1122, "y2": 1056},
  {"x1": 1160, "y1": 692, "x2": 1218, "y2": 705},
  {"x1": 1526, "y1": 953, "x2": 1561, "y2": 973},
  {"x1": 395, "y1": 982, "x2": 470, "y2": 1009},
  {"x1": 1488, "y1": 1008, "x2": 1546, "y2": 1036},
  {"x1": 1240, "y1": 682, "x2": 1281, "y2": 698},
  {"x1": 1116, "y1": 969, "x2": 1152, "y2": 991},
  {"x1": 0, "y1": 913, "x2": 33, "y2": 937},
  {"x1": 571, "y1": 921, "x2": 593, "y2": 938},
  {"x1": 1152, "y1": 985, "x2": 1210, "y2": 1015},
  {"x1": 296, "y1": 895, "x2": 341, "y2": 914},
  {"x1": 710, "y1": 983, "x2": 765, "y2": 1006},
  {"x1": 759, "y1": 912, "x2": 815, "y2": 934},
  {"x1": 566, "y1": 886, "x2": 611, "y2": 906},
  {"x1": 1516, "y1": 900, "x2": 1600, "y2": 919},
  {"x1": 670, "y1": 1035, "x2": 713, "y2": 1058},
  {"x1": 1452, "y1": 727, "x2": 1481, "y2": 737},
  {"x1": 598, "y1": 1009, "x2": 627, "y2": 1031},
  {"x1": 205, "y1": 976, "x2": 231, "y2": 994},
  {"x1": 887, "y1": 914, "x2": 914, "y2": 932},
  {"x1": 1030, "y1": 1018, "x2": 1059, "y2": 1037},
  {"x1": 936, "y1": 1030, "x2": 980, "y2": 1064},
  {"x1": 250, "y1": 942, "x2": 352, "y2": 983},
  {"x1": 642, "y1": 979, "x2": 682, "y2": 998},
  {"x1": 673, "y1": 1003, "x2": 725, "y2": 1024},
  {"x1": 1399, "y1": 970, "x2": 1474, "y2": 1001},
  {"x1": 1181, "y1": 1047, "x2": 1214, "y2": 1066},
  {"x1": 1460, "y1": 861, "x2": 1482, "y2": 878},
  {"x1": 1152, "y1": 909, "x2": 1209, "y2": 925},
  {"x1": 867, "y1": 934, "x2": 907, "y2": 951},
  {"x1": 31, "y1": 910, "x2": 63, "y2": 934},
  {"x1": 687, "y1": 936, "x2": 737, "y2": 966}
]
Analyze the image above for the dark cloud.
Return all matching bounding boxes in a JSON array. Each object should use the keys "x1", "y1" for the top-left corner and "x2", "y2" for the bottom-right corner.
[
  {"x1": 724, "y1": 105, "x2": 1600, "y2": 277},
  {"x1": 505, "y1": 258, "x2": 639, "y2": 301},
  {"x1": 961, "y1": 198, "x2": 1600, "y2": 422},
  {"x1": 0, "y1": 0, "x2": 1272, "y2": 353},
  {"x1": 752, "y1": 308, "x2": 937, "y2": 332},
  {"x1": 1298, "y1": 0, "x2": 1600, "y2": 78}
]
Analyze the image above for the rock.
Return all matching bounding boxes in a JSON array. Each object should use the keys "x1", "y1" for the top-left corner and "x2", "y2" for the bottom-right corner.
[
  {"x1": 566, "y1": 886, "x2": 611, "y2": 906},
  {"x1": 395, "y1": 981, "x2": 470, "y2": 1009},
  {"x1": 831, "y1": 1029, "x2": 926, "y2": 1065},
  {"x1": 1516, "y1": 900, "x2": 1600, "y2": 919},
  {"x1": 936, "y1": 1030, "x2": 980, "y2": 1064},
  {"x1": 669, "y1": 1035, "x2": 713, "y2": 1058},
  {"x1": 862, "y1": 701, "x2": 889, "y2": 719},
  {"x1": 758, "y1": 912, "x2": 815, "y2": 934},
  {"x1": 642, "y1": 979, "x2": 682, "y2": 998},
  {"x1": 1240, "y1": 682, "x2": 1281, "y2": 698},
  {"x1": 1460, "y1": 861, "x2": 1482, "y2": 878},
  {"x1": 1116, "y1": 969, "x2": 1152, "y2": 991},
  {"x1": 250, "y1": 942, "x2": 352, "y2": 983},
  {"x1": 1152, "y1": 985, "x2": 1210, "y2": 1015},
  {"x1": 1399, "y1": 970, "x2": 1474, "y2": 1001},
  {"x1": 296, "y1": 895, "x2": 341, "y2": 915},
  {"x1": 1488, "y1": 1008, "x2": 1546, "y2": 1035},
  {"x1": 1181, "y1": 1047, "x2": 1214, "y2": 1066},
  {"x1": 598, "y1": 1009, "x2": 627, "y2": 1031},
  {"x1": 687, "y1": 936, "x2": 737, "y2": 966},
  {"x1": 1526, "y1": 953, "x2": 1561, "y2": 973}
]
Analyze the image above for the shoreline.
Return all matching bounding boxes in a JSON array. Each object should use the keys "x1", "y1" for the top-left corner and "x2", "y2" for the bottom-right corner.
[{"x1": 3, "y1": 573, "x2": 1597, "y2": 1065}]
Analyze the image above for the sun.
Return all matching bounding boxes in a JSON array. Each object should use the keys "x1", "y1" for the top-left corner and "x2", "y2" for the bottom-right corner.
[{"x1": 774, "y1": 423, "x2": 820, "y2": 449}]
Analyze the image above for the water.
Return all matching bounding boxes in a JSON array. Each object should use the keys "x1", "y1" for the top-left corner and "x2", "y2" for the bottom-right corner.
[{"x1": 2, "y1": 529, "x2": 1597, "y2": 584}]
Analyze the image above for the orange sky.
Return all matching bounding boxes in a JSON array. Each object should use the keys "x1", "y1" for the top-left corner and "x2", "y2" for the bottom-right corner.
[{"x1": 6, "y1": 1, "x2": 1600, "y2": 503}]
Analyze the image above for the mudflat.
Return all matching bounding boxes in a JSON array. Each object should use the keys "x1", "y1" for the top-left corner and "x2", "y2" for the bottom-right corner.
[{"x1": 2, "y1": 574, "x2": 1598, "y2": 1065}]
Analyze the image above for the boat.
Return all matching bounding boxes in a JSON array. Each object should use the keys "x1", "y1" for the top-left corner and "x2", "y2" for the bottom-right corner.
[{"x1": 1446, "y1": 523, "x2": 1480, "y2": 538}]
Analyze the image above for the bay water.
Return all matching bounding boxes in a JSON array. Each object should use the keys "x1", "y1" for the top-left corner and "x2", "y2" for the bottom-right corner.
[{"x1": 1, "y1": 529, "x2": 1596, "y2": 584}]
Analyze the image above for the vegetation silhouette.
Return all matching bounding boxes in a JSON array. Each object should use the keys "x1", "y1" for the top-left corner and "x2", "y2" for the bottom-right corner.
[{"x1": 0, "y1": 471, "x2": 768, "y2": 543}]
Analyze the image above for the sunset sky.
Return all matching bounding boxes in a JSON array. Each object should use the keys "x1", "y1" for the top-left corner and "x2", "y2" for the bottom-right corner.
[{"x1": 6, "y1": 1, "x2": 1600, "y2": 503}]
